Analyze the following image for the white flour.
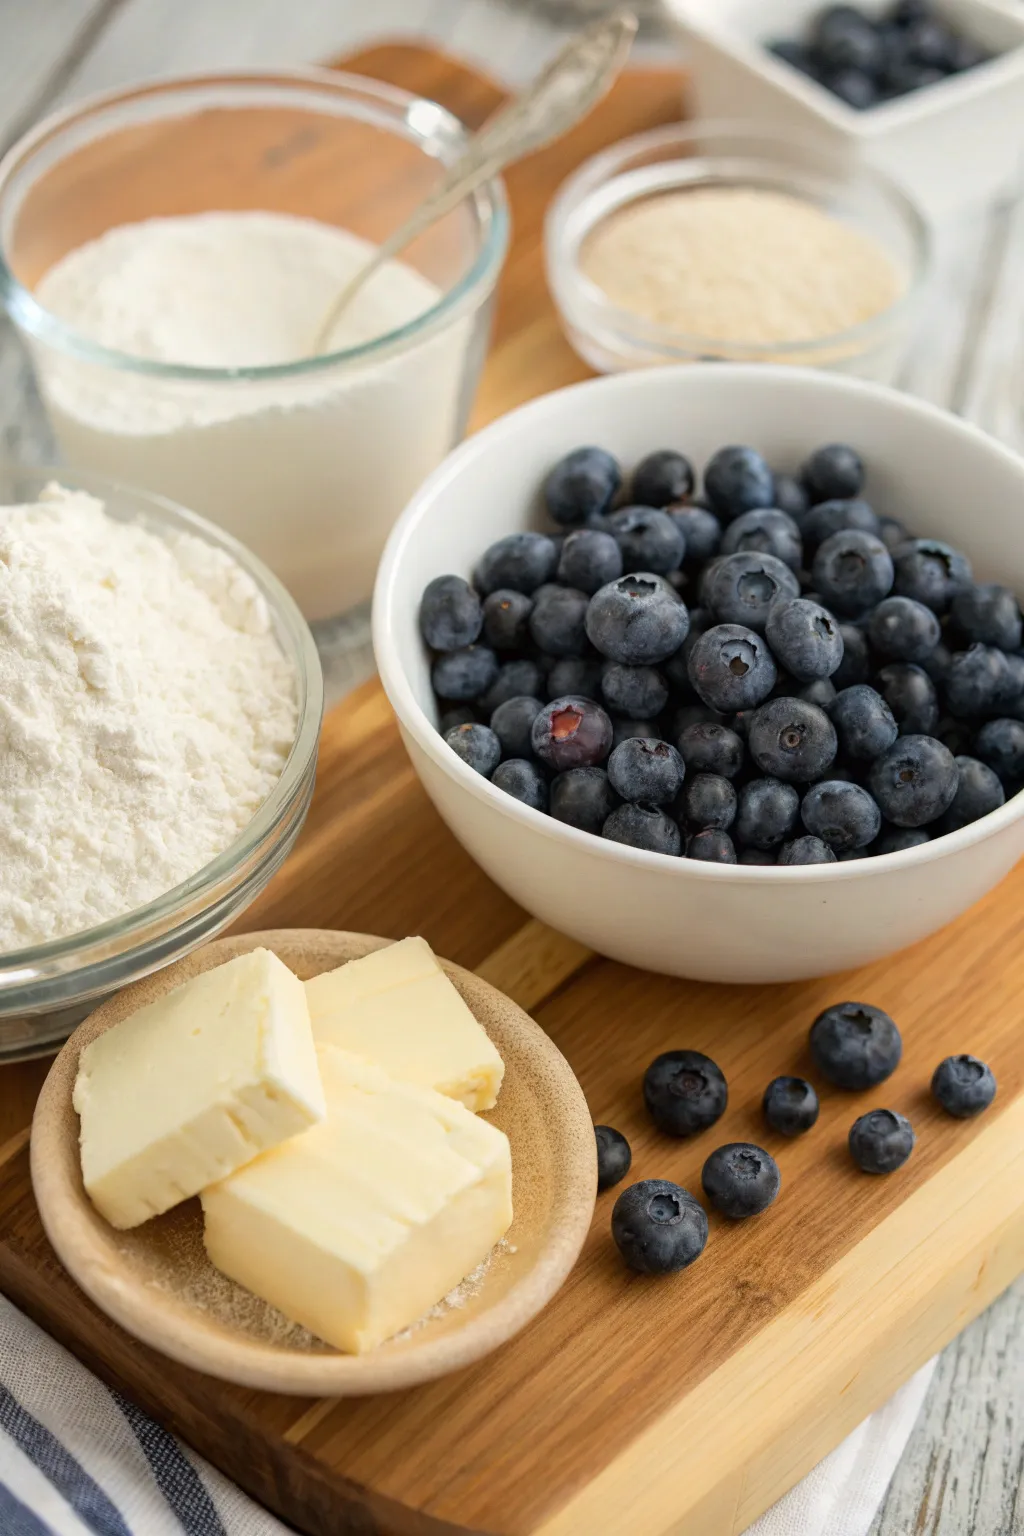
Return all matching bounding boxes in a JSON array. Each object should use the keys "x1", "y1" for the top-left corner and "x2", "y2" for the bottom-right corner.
[
  {"x1": 34, "y1": 212, "x2": 476, "y2": 621},
  {"x1": 0, "y1": 484, "x2": 297, "y2": 952}
]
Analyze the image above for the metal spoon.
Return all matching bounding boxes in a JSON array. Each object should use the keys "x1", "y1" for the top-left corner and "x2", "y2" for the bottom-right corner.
[{"x1": 310, "y1": 7, "x2": 638, "y2": 355}]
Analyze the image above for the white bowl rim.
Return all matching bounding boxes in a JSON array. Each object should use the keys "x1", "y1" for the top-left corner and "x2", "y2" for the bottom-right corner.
[{"x1": 374, "y1": 363, "x2": 1024, "y2": 885}]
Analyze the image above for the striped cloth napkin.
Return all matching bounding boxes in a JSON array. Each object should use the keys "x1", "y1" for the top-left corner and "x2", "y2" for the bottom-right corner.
[{"x1": 0, "y1": 1291, "x2": 933, "y2": 1535}]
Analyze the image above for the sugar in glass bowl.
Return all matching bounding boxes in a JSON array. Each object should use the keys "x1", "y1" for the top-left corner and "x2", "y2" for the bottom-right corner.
[
  {"x1": 0, "y1": 70, "x2": 508, "y2": 635},
  {"x1": 374, "y1": 364, "x2": 1024, "y2": 985},
  {"x1": 0, "y1": 463, "x2": 322, "y2": 1063}
]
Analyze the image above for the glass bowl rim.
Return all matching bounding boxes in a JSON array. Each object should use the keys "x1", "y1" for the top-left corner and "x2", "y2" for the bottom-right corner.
[
  {"x1": 0, "y1": 459, "x2": 323, "y2": 990},
  {"x1": 0, "y1": 66, "x2": 510, "y2": 381},
  {"x1": 545, "y1": 118, "x2": 931, "y2": 361}
]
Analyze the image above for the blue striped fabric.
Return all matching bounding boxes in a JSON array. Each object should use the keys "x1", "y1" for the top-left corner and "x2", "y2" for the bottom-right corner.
[
  {"x1": 0, "y1": 1385, "x2": 131, "y2": 1536},
  {"x1": 113, "y1": 1394, "x2": 226, "y2": 1536},
  {"x1": 0, "y1": 1481, "x2": 58, "y2": 1536}
]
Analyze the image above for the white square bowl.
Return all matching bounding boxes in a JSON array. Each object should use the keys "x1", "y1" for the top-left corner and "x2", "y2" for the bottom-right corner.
[{"x1": 665, "y1": 0, "x2": 1024, "y2": 220}]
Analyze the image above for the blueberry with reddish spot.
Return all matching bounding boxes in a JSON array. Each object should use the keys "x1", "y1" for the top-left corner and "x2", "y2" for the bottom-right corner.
[
  {"x1": 531, "y1": 695, "x2": 613, "y2": 770},
  {"x1": 687, "y1": 829, "x2": 738, "y2": 863},
  {"x1": 444, "y1": 722, "x2": 501, "y2": 777},
  {"x1": 482, "y1": 588, "x2": 532, "y2": 650},
  {"x1": 811, "y1": 1002, "x2": 902, "y2": 1089},
  {"x1": 702, "y1": 1143, "x2": 781, "y2": 1218},
  {"x1": 595, "y1": 1125, "x2": 632, "y2": 1190},
  {"x1": 644, "y1": 1049, "x2": 728, "y2": 1136},
  {"x1": 611, "y1": 1180, "x2": 708, "y2": 1274}
]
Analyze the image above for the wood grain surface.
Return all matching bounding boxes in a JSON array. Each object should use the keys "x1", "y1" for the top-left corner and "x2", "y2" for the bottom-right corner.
[{"x1": 1, "y1": 39, "x2": 1023, "y2": 1536}]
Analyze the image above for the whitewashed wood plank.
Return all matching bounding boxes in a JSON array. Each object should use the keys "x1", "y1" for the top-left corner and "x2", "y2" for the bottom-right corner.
[
  {"x1": 897, "y1": 215, "x2": 996, "y2": 410},
  {"x1": 0, "y1": 0, "x2": 110, "y2": 146},
  {"x1": 957, "y1": 187, "x2": 1024, "y2": 443}
]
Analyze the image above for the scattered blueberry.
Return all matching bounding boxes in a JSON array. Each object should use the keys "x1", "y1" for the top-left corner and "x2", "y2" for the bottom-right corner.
[
  {"x1": 595, "y1": 1125, "x2": 632, "y2": 1190},
  {"x1": 607, "y1": 507, "x2": 686, "y2": 575},
  {"x1": 490, "y1": 694, "x2": 544, "y2": 759},
  {"x1": 801, "y1": 780, "x2": 882, "y2": 852},
  {"x1": 892, "y1": 538, "x2": 971, "y2": 614},
  {"x1": 702, "y1": 1143, "x2": 781, "y2": 1218},
  {"x1": 811, "y1": 1001, "x2": 902, "y2": 1089},
  {"x1": 704, "y1": 445, "x2": 775, "y2": 521},
  {"x1": 849, "y1": 1109, "x2": 915, "y2": 1174},
  {"x1": 688, "y1": 623, "x2": 778, "y2": 712},
  {"x1": 869, "y1": 734, "x2": 958, "y2": 826},
  {"x1": 602, "y1": 801, "x2": 682, "y2": 855},
  {"x1": 607, "y1": 737, "x2": 684, "y2": 804},
  {"x1": 550, "y1": 766, "x2": 619, "y2": 833},
  {"x1": 748, "y1": 697, "x2": 838, "y2": 782},
  {"x1": 705, "y1": 551, "x2": 801, "y2": 631},
  {"x1": 544, "y1": 447, "x2": 621, "y2": 526},
  {"x1": 601, "y1": 662, "x2": 668, "y2": 719},
  {"x1": 644, "y1": 1049, "x2": 728, "y2": 1135},
  {"x1": 735, "y1": 777, "x2": 801, "y2": 849},
  {"x1": 812, "y1": 530, "x2": 894, "y2": 617},
  {"x1": 586, "y1": 574, "x2": 690, "y2": 665},
  {"x1": 763, "y1": 1076, "x2": 820, "y2": 1135},
  {"x1": 475, "y1": 532, "x2": 558, "y2": 595},
  {"x1": 445, "y1": 722, "x2": 501, "y2": 777},
  {"x1": 632, "y1": 450, "x2": 695, "y2": 508},
  {"x1": 557, "y1": 528, "x2": 623, "y2": 595},
  {"x1": 931, "y1": 1055, "x2": 997, "y2": 1118},
  {"x1": 531, "y1": 695, "x2": 613, "y2": 771},
  {"x1": 875, "y1": 662, "x2": 939, "y2": 736},
  {"x1": 491, "y1": 758, "x2": 548, "y2": 810},
  {"x1": 831, "y1": 684, "x2": 899, "y2": 760},
  {"x1": 432, "y1": 644, "x2": 499, "y2": 702},
  {"x1": 420, "y1": 574, "x2": 483, "y2": 650},
  {"x1": 611, "y1": 1180, "x2": 708, "y2": 1274},
  {"x1": 765, "y1": 598, "x2": 844, "y2": 681},
  {"x1": 974, "y1": 717, "x2": 1024, "y2": 785},
  {"x1": 687, "y1": 828, "x2": 738, "y2": 862},
  {"x1": 482, "y1": 588, "x2": 533, "y2": 650},
  {"x1": 676, "y1": 720, "x2": 745, "y2": 779},
  {"x1": 778, "y1": 835, "x2": 837, "y2": 865},
  {"x1": 938, "y1": 755, "x2": 1005, "y2": 831}
]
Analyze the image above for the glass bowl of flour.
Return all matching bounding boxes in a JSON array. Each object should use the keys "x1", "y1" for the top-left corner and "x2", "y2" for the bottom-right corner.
[
  {"x1": 0, "y1": 463, "x2": 322, "y2": 1063},
  {"x1": 0, "y1": 70, "x2": 508, "y2": 643}
]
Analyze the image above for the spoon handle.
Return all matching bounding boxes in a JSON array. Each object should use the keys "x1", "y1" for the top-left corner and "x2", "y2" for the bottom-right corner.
[{"x1": 311, "y1": 8, "x2": 637, "y2": 355}]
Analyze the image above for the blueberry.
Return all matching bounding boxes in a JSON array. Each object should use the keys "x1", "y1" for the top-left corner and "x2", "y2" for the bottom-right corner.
[
  {"x1": 950, "y1": 583, "x2": 1022, "y2": 651},
  {"x1": 480, "y1": 658, "x2": 545, "y2": 714},
  {"x1": 769, "y1": 38, "x2": 819, "y2": 76},
  {"x1": 632, "y1": 450, "x2": 695, "y2": 508},
  {"x1": 432, "y1": 644, "x2": 499, "y2": 702},
  {"x1": 800, "y1": 499, "x2": 881, "y2": 553},
  {"x1": 601, "y1": 662, "x2": 668, "y2": 719},
  {"x1": 611, "y1": 1179, "x2": 708, "y2": 1274},
  {"x1": 595, "y1": 1125, "x2": 632, "y2": 1190},
  {"x1": 735, "y1": 777, "x2": 801, "y2": 849},
  {"x1": 878, "y1": 515, "x2": 910, "y2": 551},
  {"x1": 545, "y1": 656, "x2": 603, "y2": 702},
  {"x1": 475, "y1": 532, "x2": 559, "y2": 596},
  {"x1": 586, "y1": 574, "x2": 690, "y2": 665},
  {"x1": 531, "y1": 695, "x2": 613, "y2": 771},
  {"x1": 490, "y1": 694, "x2": 544, "y2": 759},
  {"x1": 892, "y1": 539, "x2": 971, "y2": 614},
  {"x1": 945, "y1": 645, "x2": 1012, "y2": 718},
  {"x1": 998, "y1": 653, "x2": 1024, "y2": 715},
  {"x1": 938, "y1": 755, "x2": 1005, "y2": 831},
  {"x1": 687, "y1": 829, "x2": 738, "y2": 862},
  {"x1": 644, "y1": 1049, "x2": 728, "y2": 1135},
  {"x1": 833, "y1": 623, "x2": 871, "y2": 689},
  {"x1": 765, "y1": 598, "x2": 844, "y2": 682},
  {"x1": 687, "y1": 622, "x2": 778, "y2": 714},
  {"x1": 849, "y1": 1110, "x2": 915, "y2": 1174},
  {"x1": 801, "y1": 442, "x2": 865, "y2": 503},
  {"x1": 884, "y1": 58, "x2": 945, "y2": 94},
  {"x1": 721, "y1": 508, "x2": 802, "y2": 571},
  {"x1": 825, "y1": 67, "x2": 879, "y2": 107},
  {"x1": 602, "y1": 801, "x2": 682, "y2": 855},
  {"x1": 903, "y1": 15, "x2": 954, "y2": 66},
  {"x1": 920, "y1": 641, "x2": 954, "y2": 689},
  {"x1": 482, "y1": 588, "x2": 533, "y2": 650},
  {"x1": 868, "y1": 596, "x2": 942, "y2": 662},
  {"x1": 528, "y1": 585, "x2": 590, "y2": 658},
  {"x1": 672, "y1": 702, "x2": 727, "y2": 736},
  {"x1": 444, "y1": 722, "x2": 501, "y2": 777},
  {"x1": 869, "y1": 734, "x2": 957, "y2": 825},
  {"x1": 606, "y1": 508, "x2": 686, "y2": 575},
  {"x1": 739, "y1": 847, "x2": 778, "y2": 865},
  {"x1": 831, "y1": 684, "x2": 899, "y2": 760},
  {"x1": 763, "y1": 1076, "x2": 820, "y2": 1135},
  {"x1": 607, "y1": 737, "x2": 684, "y2": 804},
  {"x1": 800, "y1": 677, "x2": 839, "y2": 711},
  {"x1": 801, "y1": 780, "x2": 882, "y2": 851},
  {"x1": 670, "y1": 505, "x2": 722, "y2": 564},
  {"x1": 553, "y1": 527, "x2": 622, "y2": 596},
  {"x1": 704, "y1": 445, "x2": 775, "y2": 521},
  {"x1": 544, "y1": 447, "x2": 621, "y2": 527},
  {"x1": 811, "y1": 1002, "x2": 902, "y2": 1089},
  {"x1": 773, "y1": 473, "x2": 810, "y2": 520},
  {"x1": 676, "y1": 721, "x2": 745, "y2": 779},
  {"x1": 873, "y1": 824, "x2": 930, "y2": 854},
  {"x1": 974, "y1": 717, "x2": 1024, "y2": 785},
  {"x1": 889, "y1": 0, "x2": 931, "y2": 26},
  {"x1": 612, "y1": 718, "x2": 664, "y2": 749},
  {"x1": 947, "y1": 34, "x2": 990, "y2": 72},
  {"x1": 705, "y1": 552, "x2": 800, "y2": 631},
  {"x1": 680, "y1": 772, "x2": 737, "y2": 831},
  {"x1": 931, "y1": 1055, "x2": 997, "y2": 1118},
  {"x1": 777, "y1": 835, "x2": 837, "y2": 865},
  {"x1": 702, "y1": 1143, "x2": 780, "y2": 1219},
  {"x1": 420, "y1": 574, "x2": 483, "y2": 651},
  {"x1": 748, "y1": 697, "x2": 837, "y2": 782},
  {"x1": 491, "y1": 758, "x2": 548, "y2": 810},
  {"x1": 875, "y1": 663, "x2": 939, "y2": 736},
  {"x1": 550, "y1": 766, "x2": 619, "y2": 833},
  {"x1": 813, "y1": 530, "x2": 894, "y2": 617},
  {"x1": 439, "y1": 704, "x2": 477, "y2": 734}
]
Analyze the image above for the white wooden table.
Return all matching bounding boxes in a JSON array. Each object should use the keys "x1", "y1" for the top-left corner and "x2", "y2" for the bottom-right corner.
[{"x1": 1, "y1": 3, "x2": 1022, "y2": 1532}]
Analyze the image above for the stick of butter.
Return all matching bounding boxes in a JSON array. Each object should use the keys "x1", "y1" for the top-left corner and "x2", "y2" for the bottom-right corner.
[
  {"x1": 201, "y1": 1045, "x2": 513, "y2": 1353},
  {"x1": 303, "y1": 937, "x2": 504, "y2": 1111},
  {"x1": 74, "y1": 948, "x2": 325, "y2": 1230}
]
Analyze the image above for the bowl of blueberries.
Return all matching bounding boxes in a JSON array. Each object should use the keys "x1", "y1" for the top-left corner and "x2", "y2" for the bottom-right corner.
[
  {"x1": 667, "y1": 0, "x2": 1024, "y2": 221},
  {"x1": 373, "y1": 363, "x2": 1024, "y2": 983}
]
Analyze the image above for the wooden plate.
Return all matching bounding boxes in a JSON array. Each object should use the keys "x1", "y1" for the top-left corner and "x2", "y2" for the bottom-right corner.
[{"x1": 29, "y1": 930, "x2": 597, "y2": 1395}]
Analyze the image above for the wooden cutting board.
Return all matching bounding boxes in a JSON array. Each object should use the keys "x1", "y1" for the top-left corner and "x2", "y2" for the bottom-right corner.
[{"x1": 2, "y1": 43, "x2": 1023, "y2": 1536}]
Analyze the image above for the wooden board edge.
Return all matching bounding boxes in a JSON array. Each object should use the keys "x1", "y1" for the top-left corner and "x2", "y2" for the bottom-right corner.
[{"x1": 535, "y1": 1091, "x2": 1024, "y2": 1536}]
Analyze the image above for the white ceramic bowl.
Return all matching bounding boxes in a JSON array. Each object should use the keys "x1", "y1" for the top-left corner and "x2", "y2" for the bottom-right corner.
[
  {"x1": 665, "y1": 0, "x2": 1024, "y2": 222},
  {"x1": 374, "y1": 365, "x2": 1024, "y2": 984}
]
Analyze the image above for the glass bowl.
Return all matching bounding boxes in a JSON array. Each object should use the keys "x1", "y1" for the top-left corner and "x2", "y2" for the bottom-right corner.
[
  {"x1": 545, "y1": 121, "x2": 929, "y2": 382},
  {"x1": 0, "y1": 462, "x2": 323, "y2": 1063},
  {"x1": 0, "y1": 70, "x2": 509, "y2": 639}
]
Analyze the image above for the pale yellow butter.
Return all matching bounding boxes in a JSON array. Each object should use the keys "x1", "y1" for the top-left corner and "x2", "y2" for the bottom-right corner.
[
  {"x1": 73, "y1": 948, "x2": 325, "y2": 1229},
  {"x1": 201, "y1": 1045, "x2": 513, "y2": 1353},
  {"x1": 303, "y1": 936, "x2": 504, "y2": 1111}
]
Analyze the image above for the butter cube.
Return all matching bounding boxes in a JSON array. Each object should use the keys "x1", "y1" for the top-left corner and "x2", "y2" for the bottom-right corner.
[
  {"x1": 303, "y1": 936, "x2": 504, "y2": 1111},
  {"x1": 201, "y1": 1045, "x2": 513, "y2": 1353},
  {"x1": 74, "y1": 948, "x2": 325, "y2": 1229}
]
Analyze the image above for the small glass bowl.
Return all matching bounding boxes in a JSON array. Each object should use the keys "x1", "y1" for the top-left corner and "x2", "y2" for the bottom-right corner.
[
  {"x1": 0, "y1": 463, "x2": 323, "y2": 1063},
  {"x1": 0, "y1": 70, "x2": 509, "y2": 637},
  {"x1": 545, "y1": 121, "x2": 929, "y2": 382}
]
